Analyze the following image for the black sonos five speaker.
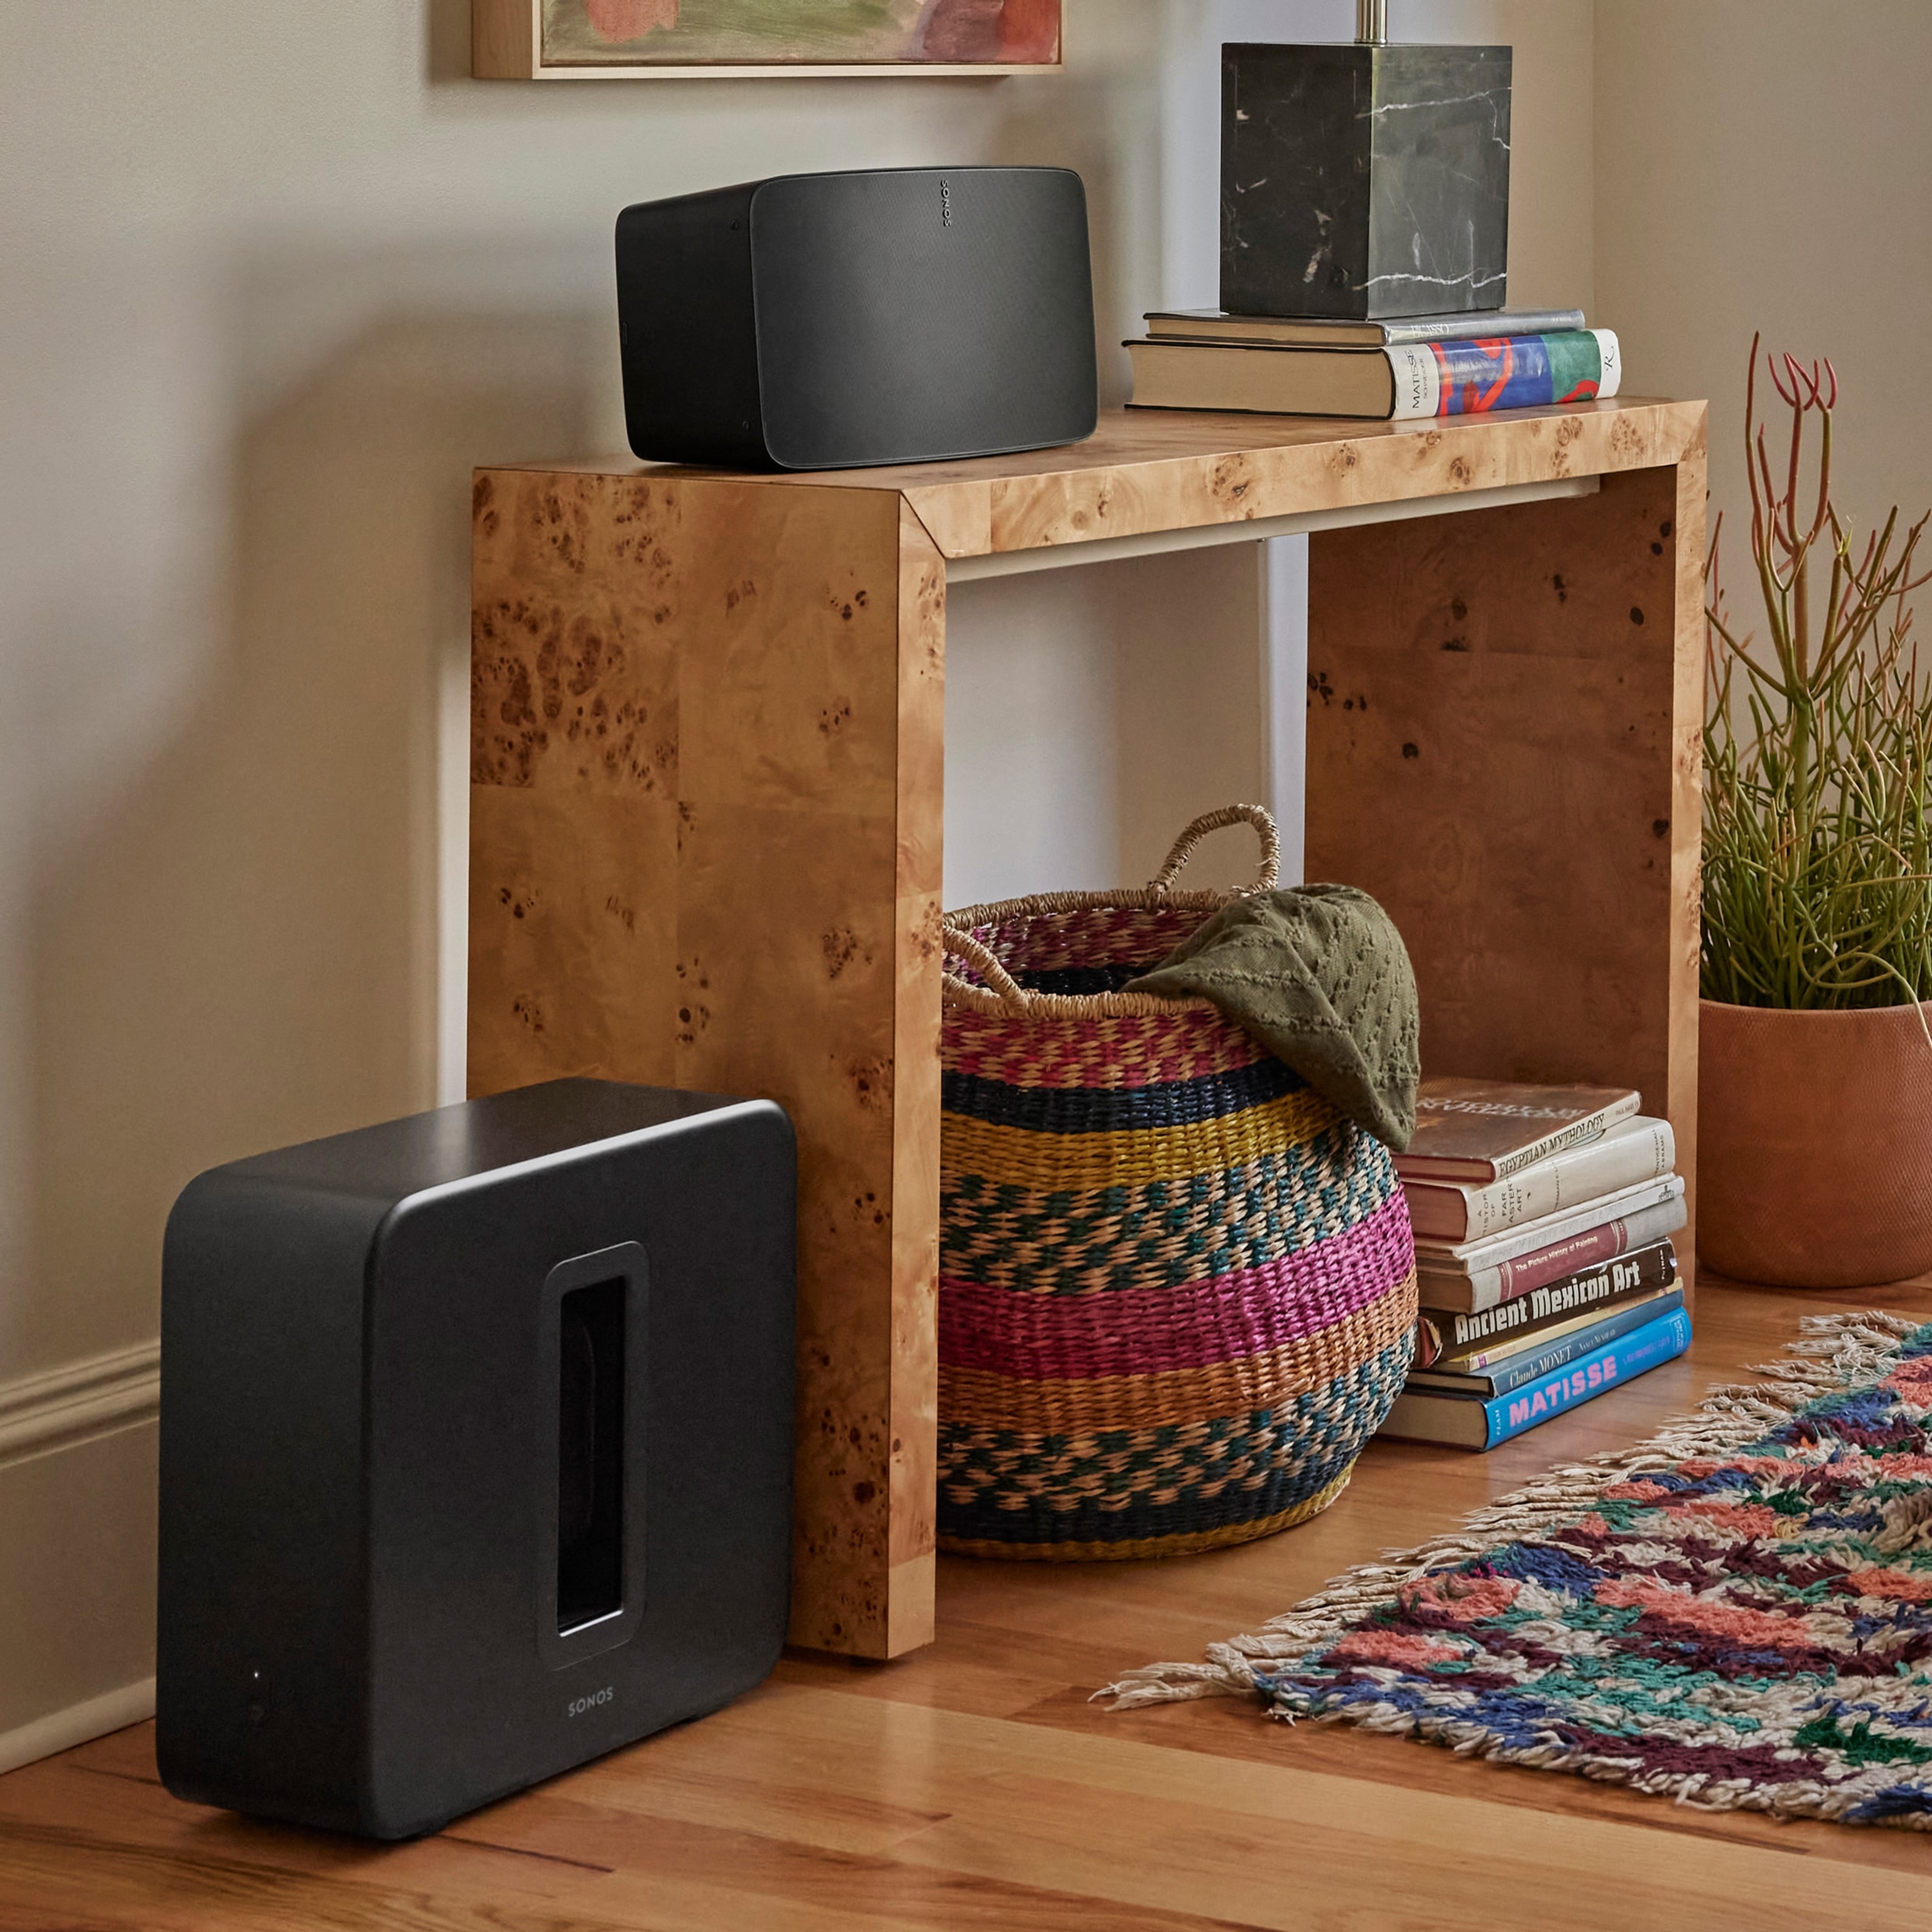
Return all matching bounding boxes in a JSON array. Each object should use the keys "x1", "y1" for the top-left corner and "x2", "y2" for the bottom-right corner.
[
  {"x1": 157, "y1": 1079, "x2": 795, "y2": 1840},
  {"x1": 616, "y1": 165, "x2": 1098, "y2": 470}
]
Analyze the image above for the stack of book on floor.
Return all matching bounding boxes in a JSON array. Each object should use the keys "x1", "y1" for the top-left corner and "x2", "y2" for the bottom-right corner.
[
  {"x1": 1379, "y1": 1078, "x2": 1690, "y2": 1450},
  {"x1": 1124, "y1": 306, "x2": 1621, "y2": 422}
]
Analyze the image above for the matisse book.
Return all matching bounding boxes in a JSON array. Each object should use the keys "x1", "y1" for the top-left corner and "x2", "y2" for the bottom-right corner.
[
  {"x1": 1381, "y1": 1307, "x2": 1693, "y2": 1450},
  {"x1": 1124, "y1": 330, "x2": 1622, "y2": 423}
]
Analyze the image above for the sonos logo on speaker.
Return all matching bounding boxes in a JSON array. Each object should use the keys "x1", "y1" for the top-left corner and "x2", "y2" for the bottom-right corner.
[
  {"x1": 567, "y1": 1686, "x2": 615, "y2": 1718},
  {"x1": 939, "y1": 179, "x2": 953, "y2": 227}
]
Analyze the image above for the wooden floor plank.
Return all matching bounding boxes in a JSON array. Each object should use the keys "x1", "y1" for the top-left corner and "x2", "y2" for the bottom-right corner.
[{"x1": 6, "y1": 1278, "x2": 1932, "y2": 1927}]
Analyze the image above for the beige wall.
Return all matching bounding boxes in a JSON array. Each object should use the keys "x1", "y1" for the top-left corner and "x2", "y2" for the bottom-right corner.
[
  {"x1": 1595, "y1": 0, "x2": 1932, "y2": 562},
  {"x1": 0, "y1": 0, "x2": 1593, "y2": 1758},
  {"x1": 0, "y1": 0, "x2": 1166, "y2": 1761},
  {"x1": 0, "y1": 1, "x2": 1173, "y2": 1393}
]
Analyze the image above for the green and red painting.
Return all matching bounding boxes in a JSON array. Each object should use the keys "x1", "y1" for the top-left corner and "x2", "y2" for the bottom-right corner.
[{"x1": 542, "y1": 0, "x2": 1062, "y2": 67}]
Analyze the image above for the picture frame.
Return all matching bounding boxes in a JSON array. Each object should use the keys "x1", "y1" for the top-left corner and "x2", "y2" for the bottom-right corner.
[{"x1": 472, "y1": 0, "x2": 1064, "y2": 80}]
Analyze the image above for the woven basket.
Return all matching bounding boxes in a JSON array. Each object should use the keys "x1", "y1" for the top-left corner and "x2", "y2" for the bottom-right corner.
[{"x1": 938, "y1": 805, "x2": 1416, "y2": 1561}]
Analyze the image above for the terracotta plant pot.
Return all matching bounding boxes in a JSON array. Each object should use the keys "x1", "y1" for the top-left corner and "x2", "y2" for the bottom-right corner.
[{"x1": 1698, "y1": 997, "x2": 1932, "y2": 1287}]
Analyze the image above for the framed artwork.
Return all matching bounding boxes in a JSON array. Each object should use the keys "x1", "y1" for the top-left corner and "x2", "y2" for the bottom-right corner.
[{"x1": 473, "y1": 0, "x2": 1064, "y2": 79}]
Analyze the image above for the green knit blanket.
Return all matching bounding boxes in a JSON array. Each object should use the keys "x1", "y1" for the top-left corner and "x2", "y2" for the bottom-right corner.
[{"x1": 1128, "y1": 885, "x2": 1419, "y2": 1151}]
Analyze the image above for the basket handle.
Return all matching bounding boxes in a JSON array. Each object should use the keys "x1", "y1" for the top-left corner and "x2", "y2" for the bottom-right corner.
[
  {"x1": 1149, "y1": 803, "x2": 1280, "y2": 895},
  {"x1": 941, "y1": 925, "x2": 1033, "y2": 1015}
]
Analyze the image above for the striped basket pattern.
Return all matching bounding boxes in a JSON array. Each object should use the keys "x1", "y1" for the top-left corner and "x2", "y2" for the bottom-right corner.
[{"x1": 939, "y1": 807, "x2": 1417, "y2": 1561}]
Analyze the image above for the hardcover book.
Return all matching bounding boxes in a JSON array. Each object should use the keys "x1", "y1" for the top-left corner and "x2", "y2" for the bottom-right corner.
[
  {"x1": 1416, "y1": 1197, "x2": 1688, "y2": 1313},
  {"x1": 1123, "y1": 331, "x2": 1622, "y2": 423},
  {"x1": 1380, "y1": 1307, "x2": 1693, "y2": 1450},
  {"x1": 1397, "y1": 1078, "x2": 1641, "y2": 1183},
  {"x1": 1414, "y1": 1173, "x2": 1683, "y2": 1269},
  {"x1": 1143, "y1": 306, "x2": 1587, "y2": 350},
  {"x1": 1408, "y1": 1286, "x2": 1685, "y2": 1398},
  {"x1": 1420, "y1": 1241, "x2": 1677, "y2": 1353},
  {"x1": 1403, "y1": 1116, "x2": 1675, "y2": 1243}
]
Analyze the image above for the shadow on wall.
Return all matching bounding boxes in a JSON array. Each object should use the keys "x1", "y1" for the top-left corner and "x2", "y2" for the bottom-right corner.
[
  {"x1": 18, "y1": 0, "x2": 1178, "y2": 1366},
  {"x1": 982, "y1": 7, "x2": 1163, "y2": 408},
  {"x1": 942, "y1": 543, "x2": 1266, "y2": 910},
  {"x1": 427, "y1": 0, "x2": 475, "y2": 80},
  {"x1": 420, "y1": 0, "x2": 1167, "y2": 409},
  {"x1": 22, "y1": 253, "x2": 607, "y2": 1368}
]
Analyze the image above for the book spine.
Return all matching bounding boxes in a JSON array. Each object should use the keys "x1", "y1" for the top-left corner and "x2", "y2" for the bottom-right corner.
[
  {"x1": 1484, "y1": 1197, "x2": 1685, "y2": 1303},
  {"x1": 1480, "y1": 1289, "x2": 1685, "y2": 1394},
  {"x1": 1387, "y1": 343, "x2": 1443, "y2": 421},
  {"x1": 1418, "y1": 1287, "x2": 1685, "y2": 1397},
  {"x1": 1414, "y1": 1174, "x2": 1684, "y2": 1273},
  {"x1": 1397, "y1": 1090, "x2": 1639, "y2": 1184},
  {"x1": 1418, "y1": 1198, "x2": 1688, "y2": 1312},
  {"x1": 1596, "y1": 328, "x2": 1624, "y2": 398},
  {"x1": 1380, "y1": 307, "x2": 1587, "y2": 345},
  {"x1": 1386, "y1": 330, "x2": 1622, "y2": 423},
  {"x1": 1409, "y1": 1118, "x2": 1674, "y2": 1244},
  {"x1": 1487, "y1": 1092, "x2": 1641, "y2": 1180},
  {"x1": 1443, "y1": 1241, "x2": 1676, "y2": 1349},
  {"x1": 1478, "y1": 1308, "x2": 1691, "y2": 1446}
]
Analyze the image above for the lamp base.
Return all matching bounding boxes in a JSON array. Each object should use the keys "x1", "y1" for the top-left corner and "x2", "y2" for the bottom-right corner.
[{"x1": 1221, "y1": 41, "x2": 1512, "y2": 322}]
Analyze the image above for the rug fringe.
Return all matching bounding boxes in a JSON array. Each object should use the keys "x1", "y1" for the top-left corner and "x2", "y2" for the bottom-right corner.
[{"x1": 1095, "y1": 1308, "x2": 1923, "y2": 1709}]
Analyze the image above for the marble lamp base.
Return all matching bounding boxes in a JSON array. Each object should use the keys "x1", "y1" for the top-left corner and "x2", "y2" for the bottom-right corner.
[{"x1": 1221, "y1": 40, "x2": 1512, "y2": 321}]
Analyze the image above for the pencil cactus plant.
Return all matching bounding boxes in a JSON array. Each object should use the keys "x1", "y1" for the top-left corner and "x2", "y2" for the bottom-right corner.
[
  {"x1": 1701, "y1": 336, "x2": 1932, "y2": 1010},
  {"x1": 1697, "y1": 337, "x2": 1932, "y2": 1289}
]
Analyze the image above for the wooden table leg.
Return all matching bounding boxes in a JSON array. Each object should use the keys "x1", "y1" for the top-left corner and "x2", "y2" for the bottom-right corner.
[
  {"x1": 467, "y1": 468, "x2": 942, "y2": 1656},
  {"x1": 1304, "y1": 453, "x2": 1707, "y2": 1286}
]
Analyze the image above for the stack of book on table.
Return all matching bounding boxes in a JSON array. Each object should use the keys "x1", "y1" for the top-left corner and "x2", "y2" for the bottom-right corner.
[
  {"x1": 1379, "y1": 1078, "x2": 1690, "y2": 1450},
  {"x1": 1124, "y1": 306, "x2": 1620, "y2": 422}
]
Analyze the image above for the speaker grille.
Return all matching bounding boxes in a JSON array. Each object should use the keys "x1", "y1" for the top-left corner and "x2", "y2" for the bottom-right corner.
[{"x1": 749, "y1": 167, "x2": 1097, "y2": 470}]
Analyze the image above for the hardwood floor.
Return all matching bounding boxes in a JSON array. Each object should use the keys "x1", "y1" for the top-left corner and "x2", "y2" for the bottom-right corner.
[{"x1": 7, "y1": 1277, "x2": 1932, "y2": 1929}]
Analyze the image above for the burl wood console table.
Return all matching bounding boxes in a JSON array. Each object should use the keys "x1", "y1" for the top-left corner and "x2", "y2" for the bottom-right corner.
[{"x1": 469, "y1": 399, "x2": 1707, "y2": 1660}]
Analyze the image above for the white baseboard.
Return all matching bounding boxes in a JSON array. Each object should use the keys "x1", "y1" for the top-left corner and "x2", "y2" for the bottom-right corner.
[
  {"x1": 0, "y1": 1338, "x2": 160, "y2": 1473},
  {"x1": 0, "y1": 1676, "x2": 155, "y2": 1779},
  {"x1": 0, "y1": 1341, "x2": 162, "y2": 1773}
]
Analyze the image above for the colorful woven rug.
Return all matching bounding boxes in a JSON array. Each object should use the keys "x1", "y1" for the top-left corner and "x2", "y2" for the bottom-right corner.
[{"x1": 1105, "y1": 1312, "x2": 1932, "y2": 1828}]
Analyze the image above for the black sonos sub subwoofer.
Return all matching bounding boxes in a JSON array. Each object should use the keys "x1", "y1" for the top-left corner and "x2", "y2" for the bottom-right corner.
[
  {"x1": 157, "y1": 1078, "x2": 795, "y2": 1840},
  {"x1": 617, "y1": 165, "x2": 1098, "y2": 470}
]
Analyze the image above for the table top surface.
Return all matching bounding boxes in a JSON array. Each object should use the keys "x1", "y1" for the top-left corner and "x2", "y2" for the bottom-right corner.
[{"x1": 488, "y1": 396, "x2": 1708, "y2": 559}]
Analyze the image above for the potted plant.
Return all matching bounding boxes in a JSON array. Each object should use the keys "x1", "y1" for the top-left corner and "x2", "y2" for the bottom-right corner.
[{"x1": 1700, "y1": 337, "x2": 1932, "y2": 1286}]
